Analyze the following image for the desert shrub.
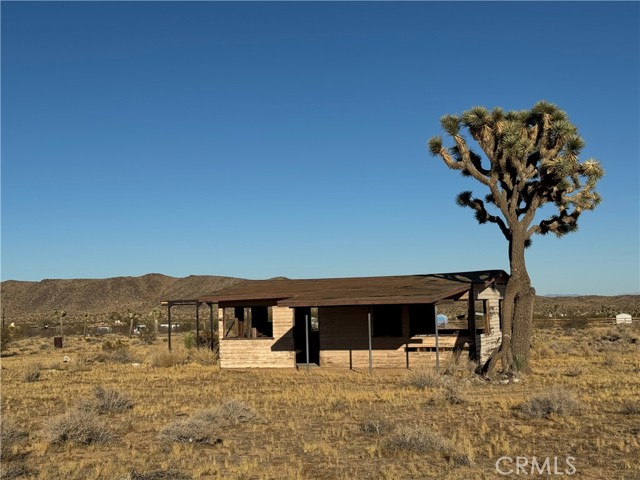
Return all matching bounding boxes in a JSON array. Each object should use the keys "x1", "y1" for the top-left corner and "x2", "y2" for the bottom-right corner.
[
  {"x1": 383, "y1": 426, "x2": 473, "y2": 465},
  {"x1": 45, "y1": 408, "x2": 112, "y2": 445},
  {"x1": 0, "y1": 419, "x2": 27, "y2": 459},
  {"x1": 150, "y1": 349, "x2": 188, "y2": 368},
  {"x1": 564, "y1": 366, "x2": 583, "y2": 377},
  {"x1": 330, "y1": 399, "x2": 347, "y2": 412},
  {"x1": 563, "y1": 318, "x2": 589, "y2": 331},
  {"x1": 69, "y1": 354, "x2": 91, "y2": 372},
  {"x1": 92, "y1": 386, "x2": 133, "y2": 414},
  {"x1": 0, "y1": 463, "x2": 32, "y2": 480},
  {"x1": 517, "y1": 388, "x2": 584, "y2": 419},
  {"x1": 102, "y1": 339, "x2": 128, "y2": 352},
  {"x1": 361, "y1": 418, "x2": 393, "y2": 435},
  {"x1": 158, "y1": 400, "x2": 259, "y2": 444},
  {"x1": 406, "y1": 369, "x2": 446, "y2": 389},
  {"x1": 620, "y1": 401, "x2": 640, "y2": 415},
  {"x1": 158, "y1": 412, "x2": 222, "y2": 445},
  {"x1": 0, "y1": 324, "x2": 15, "y2": 351},
  {"x1": 183, "y1": 333, "x2": 196, "y2": 350},
  {"x1": 127, "y1": 469, "x2": 192, "y2": 480},
  {"x1": 188, "y1": 348, "x2": 219, "y2": 366},
  {"x1": 216, "y1": 399, "x2": 261, "y2": 425},
  {"x1": 96, "y1": 339, "x2": 136, "y2": 364},
  {"x1": 443, "y1": 356, "x2": 477, "y2": 378},
  {"x1": 384, "y1": 425, "x2": 447, "y2": 453},
  {"x1": 23, "y1": 362, "x2": 42, "y2": 382},
  {"x1": 138, "y1": 329, "x2": 157, "y2": 345},
  {"x1": 443, "y1": 385, "x2": 467, "y2": 405}
]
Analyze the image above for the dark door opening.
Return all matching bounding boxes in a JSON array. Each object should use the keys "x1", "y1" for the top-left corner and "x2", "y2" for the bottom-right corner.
[{"x1": 293, "y1": 307, "x2": 320, "y2": 365}]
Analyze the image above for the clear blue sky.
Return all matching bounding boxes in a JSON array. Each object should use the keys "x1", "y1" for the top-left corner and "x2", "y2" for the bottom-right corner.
[{"x1": 2, "y1": 1, "x2": 638, "y2": 295}]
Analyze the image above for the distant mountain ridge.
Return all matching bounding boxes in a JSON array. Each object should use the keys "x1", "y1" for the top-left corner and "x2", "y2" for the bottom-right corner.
[{"x1": 1, "y1": 274, "x2": 243, "y2": 321}]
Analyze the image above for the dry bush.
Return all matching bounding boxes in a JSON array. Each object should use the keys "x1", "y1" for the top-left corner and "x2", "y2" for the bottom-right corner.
[
  {"x1": 188, "y1": 348, "x2": 219, "y2": 366},
  {"x1": 158, "y1": 412, "x2": 222, "y2": 445},
  {"x1": 564, "y1": 366, "x2": 583, "y2": 377},
  {"x1": 443, "y1": 356, "x2": 477, "y2": 378},
  {"x1": 443, "y1": 385, "x2": 467, "y2": 405},
  {"x1": 159, "y1": 400, "x2": 259, "y2": 444},
  {"x1": 69, "y1": 354, "x2": 91, "y2": 372},
  {"x1": 517, "y1": 388, "x2": 584, "y2": 419},
  {"x1": 150, "y1": 349, "x2": 188, "y2": 368},
  {"x1": 22, "y1": 362, "x2": 42, "y2": 382},
  {"x1": 0, "y1": 463, "x2": 32, "y2": 480},
  {"x1": 217, "y1": 399, "x2": 261, "y2": 425},
  {"x1": 383, "y1": 426, "x2": 473, "y2": 465},
  {"x1": 406, "y1": 369, "x2": 446, "y2": 389},
  {"x1": 620, "y1": 401, "x2": 640, "y2": 415},
  {"x1": 0, "y1": 418, "x2": 27, "y2": 459},
  {"x1": 92, "y1": 386, "x2": 133, "y2": 414},
  {"x1": 361, "y1": 418, "x2": 393, "y2": 435},
  {"x1": 45, "y1": 408, "x2": 112, "y2": 445},
  {"x1": 126, "y1": 469, "x2": 192, "y2": 480}
]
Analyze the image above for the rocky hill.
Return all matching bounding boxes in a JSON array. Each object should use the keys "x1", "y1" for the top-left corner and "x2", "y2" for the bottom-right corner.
[{"x1": 1, "y1": 274, "x2": 243, "y2": 323}]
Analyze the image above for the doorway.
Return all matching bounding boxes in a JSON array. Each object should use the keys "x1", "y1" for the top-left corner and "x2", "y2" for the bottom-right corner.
[{"x1": 293, "y1": 307, "x2": 320, "y2": 365}]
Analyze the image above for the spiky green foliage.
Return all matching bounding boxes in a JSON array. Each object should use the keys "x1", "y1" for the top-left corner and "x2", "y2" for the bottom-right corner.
[{"x1": 428, "y1": 101, "x2": 603, "y2": 240}]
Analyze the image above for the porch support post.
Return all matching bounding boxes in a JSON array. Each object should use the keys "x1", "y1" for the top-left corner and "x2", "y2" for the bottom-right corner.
[
  {"x1": 305, "y1": 314, "x2": 310, "y2": 372},
  {"x1": 208, "y1": 303, "x2": 214, "y2": 351},
  {"x1": 367, "y1": 308, "x2": 373, "y2": 374},
  {"x1": 468, "y1": 283, "x2": 476, "y2": 361},
  {"x1": 167, "y1": 303, "x2": 172, "y2": 352}
]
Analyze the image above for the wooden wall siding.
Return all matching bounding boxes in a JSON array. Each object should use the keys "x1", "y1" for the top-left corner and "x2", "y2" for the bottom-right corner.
[
  {"x1": 479, "y1": 297, "x2": 502, "y2": 363},
  {"x1": 218, "y1": 306, "x2": 294, "y2": 368},
  {"x1": 458, "y1": 285, "x2": 504, "y2": 361},
  {"x1": 318, "y1": 306, "x2": 458, "y2": 368}
]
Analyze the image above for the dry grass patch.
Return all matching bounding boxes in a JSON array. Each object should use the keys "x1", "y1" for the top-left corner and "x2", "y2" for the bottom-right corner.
[
  {"x1": 150, "y1": 349, "x2": 189, "y2": 368},
  {"x1": 383, "y1": 425, "x2": 474, "y2": 466},
  {"x1": 126, "y1": 469, "x2": 192, "y2": 480}
]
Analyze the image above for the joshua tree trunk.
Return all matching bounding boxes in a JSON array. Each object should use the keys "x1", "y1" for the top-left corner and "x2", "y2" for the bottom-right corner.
[{"x1": 483, "y1": 232, "x2": 534, "y2": 375}]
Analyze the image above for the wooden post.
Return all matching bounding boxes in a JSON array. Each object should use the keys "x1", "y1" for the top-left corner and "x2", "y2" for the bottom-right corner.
[
  {"x1": 167, "y1": 304, "x2": 172, "y2": 352},
  {"x1": 406, "y1": 343, "x2": 410, "y2": 370},
  {"x1": 367, "y1": 309, "x2": 373, "y2": 374},
  {"x1": 305, "y1": 314, "x2": 310, "y2": 372},
  {"x1": 129, "y1": 313, "x2": 134, "y2": 338},
  {"x1": 208, "y1": 303, "x2": 214, "y2": 351},
  {"x1": 434, "y1": 304, "x2": 440, "y2": 372},
  {"x1": 467, "y1": 284, "x2": 476, "y2": 361}
]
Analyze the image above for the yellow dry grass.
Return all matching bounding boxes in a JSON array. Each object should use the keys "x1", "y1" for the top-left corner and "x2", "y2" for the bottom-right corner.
[{"x1": 1, "y1": 323, "x2": 639, "y2": 479}]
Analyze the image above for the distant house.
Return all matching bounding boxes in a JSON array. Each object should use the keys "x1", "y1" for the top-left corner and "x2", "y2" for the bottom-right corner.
[
  {"x1": 616, "y1": 313, "x2": 632, "y2": 324},
  {"x1": 192, "y1": 270, "x2": 508, "y2": 369}
]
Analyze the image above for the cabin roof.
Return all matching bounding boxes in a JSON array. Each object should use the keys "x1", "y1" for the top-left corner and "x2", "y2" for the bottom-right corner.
[{"x1": 198, "y1": 270, "x2": 508, "y2": 307}]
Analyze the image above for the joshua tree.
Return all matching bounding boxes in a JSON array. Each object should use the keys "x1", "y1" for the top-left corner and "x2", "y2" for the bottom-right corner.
[{"x1": 428, "y1": 101, "x2": 603, "y2": 374}]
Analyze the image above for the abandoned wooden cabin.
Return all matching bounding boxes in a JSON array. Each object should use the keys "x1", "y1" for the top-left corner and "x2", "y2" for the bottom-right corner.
[{"x1": 186, "y1": 270, "x2": 508, "y2": 369}]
